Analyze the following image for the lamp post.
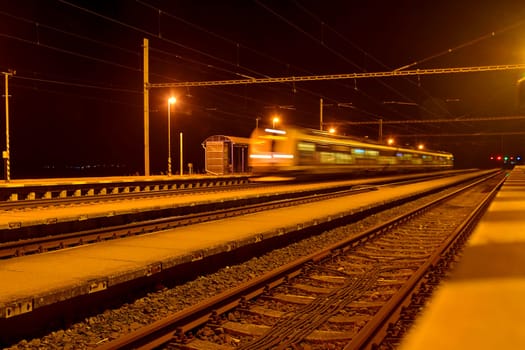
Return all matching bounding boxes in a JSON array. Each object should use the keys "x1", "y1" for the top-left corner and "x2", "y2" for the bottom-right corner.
[
  {"x1": 167, "y1": 96, "x2": 176, "y2": 176},
  {"x1": 2, "y1": 71, "x2": 14, "y2": 182}
]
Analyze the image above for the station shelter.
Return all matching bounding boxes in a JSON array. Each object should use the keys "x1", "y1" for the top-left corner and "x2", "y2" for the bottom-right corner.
[{"x1": 201, "y1": 135, "x2": 250, "y2": 175}]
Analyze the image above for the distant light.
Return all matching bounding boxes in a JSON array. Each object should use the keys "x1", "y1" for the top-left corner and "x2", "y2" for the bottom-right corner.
[
  {"x1": 387, "y1": 138, "x2": 394, "y2": 145},
  {"x1": 496, "y1": 156, "x2": 502, "y2": 161},
  {"x1": 328, "y1": 127, "x2": 336, "y2": 134},
  {"x1": 264, "y1": 128, "x2": 286, "y2": 135},
  {"x1": 517, "y1": 156, "x2": 522, "y2": 161},
  {"x1": 168, "y1": 96, "x2": 177, "y2": 104},
  {"x1": 490, "y1": 156, "x2": 494, "y2": 160},
  {"x1": 418, "y1": 144, "x2": 424, "y2": 150}
]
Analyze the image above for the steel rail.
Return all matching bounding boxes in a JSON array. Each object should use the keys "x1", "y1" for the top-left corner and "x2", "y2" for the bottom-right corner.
[
  {"x1": 0, "y1": 186, "x2": 376, "y2": 259},
  {"x1": 96, "y1": 172, "x2": 502, "y2": 349},
  {"x1": 345, "y1": 175, "x2": 506, "y2": 349}
]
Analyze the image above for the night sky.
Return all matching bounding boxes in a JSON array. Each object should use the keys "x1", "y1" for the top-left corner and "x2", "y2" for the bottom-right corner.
[{"x1": 1, "y1": 0, "x2": 525, "y2": 178}]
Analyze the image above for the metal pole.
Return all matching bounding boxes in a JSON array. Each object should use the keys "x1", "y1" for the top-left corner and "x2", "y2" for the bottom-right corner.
[
  {"x1": 3, "y1": 71, "x2": 13, "y2": 182},
  {"x1": 167, "y1": 100, "x2": 172, "y2": 176},
  {"x1": 143, "y1": 38, "x2": 150, "y2": 176},
  {"x1": 180, "y1": 132, "x2": 183, "y2": 176},
  {"x1": 241, "y1": 147, "x2": 245, "y2": 172},
  {"x1": 320, "y1": 98, "x2": 323, "y2": 131},
  {"x1": 379, "y1": 118, "x2": 383, "y2": 142}
]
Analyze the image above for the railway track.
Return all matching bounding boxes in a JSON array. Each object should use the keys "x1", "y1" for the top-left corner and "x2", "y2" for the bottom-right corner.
[
  {"x1": 0, "y1": 172, "x2": 459, "y2": 259},
  {"x1": 0, "y1": 185, "x2": 377, "y2": 259},
  {"x1": 0, "y1": 181, "x2": 262, "y2": 211},
  {"x1": 97, "y1": 172, "x2": 503, "y2": 350}
]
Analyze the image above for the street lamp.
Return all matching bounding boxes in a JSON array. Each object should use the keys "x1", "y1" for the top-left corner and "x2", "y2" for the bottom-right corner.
[
  {"x1": 272, "y1": 116, "x2": 280, "y2": 128},
  {"x1": 167, "y1": 96, "x2": 176, "y2": 176}
]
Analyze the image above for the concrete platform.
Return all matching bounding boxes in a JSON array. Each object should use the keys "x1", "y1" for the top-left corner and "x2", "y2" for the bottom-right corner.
[
  {"x1": 0, "y1": 172, "x2": 457, "y2": 230},
  {"x1": 0, "y1": 170, "x2": 495, "y2": 321},
  {"x1": 399, "y1": 165, "x2": 525, "y2": 350}
]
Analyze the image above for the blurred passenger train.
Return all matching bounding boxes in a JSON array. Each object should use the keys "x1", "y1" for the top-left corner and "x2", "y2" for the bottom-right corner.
[{"x1": 248, "y1": 126, "x2": 454, "y2": 180}]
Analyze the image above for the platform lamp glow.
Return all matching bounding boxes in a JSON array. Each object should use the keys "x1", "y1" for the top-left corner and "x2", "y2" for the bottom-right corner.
[
  {"x1": 272, "y1": 116, "x2": 280, "y2": 128},
  {"x1": 167, "y1": 96, "x2": 177, "y2": 176}
]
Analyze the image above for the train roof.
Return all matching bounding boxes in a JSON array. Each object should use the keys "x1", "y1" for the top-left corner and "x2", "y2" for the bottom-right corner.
[
  {"x1": 253, "y1": 126, "x2": 453, "y2": 157},
  {"x1": 301, "y1": 127, "x2": 453, "y2": 157}
]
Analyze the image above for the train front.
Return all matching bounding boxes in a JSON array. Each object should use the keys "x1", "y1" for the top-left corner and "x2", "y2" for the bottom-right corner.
[{"x1": 248, "y1": 127, "x2": 296, "y2": 180}]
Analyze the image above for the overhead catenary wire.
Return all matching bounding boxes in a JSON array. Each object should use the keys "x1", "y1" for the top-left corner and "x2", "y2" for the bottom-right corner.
[
  {"x1": 394, "y1": 18, "x2": 525, "y2": 71},
  {"x1": 253, "y1": 0, "x2": 429, "y2": 120},
  {"x1": 135, "y1": 0, "x2": 391, "y2": 121},
  {"x1": 3, "y1": 2, "x2": 523, "y2": 132},
  {"x1": 0, "y1": 5, "x2": 272, "y2": 114},
  {"x1": 53, "y1": 0, "x2": 332, "y2": 123},
  {"x1": 149, "y1": 64, "x2": 525, "y2": 87}
]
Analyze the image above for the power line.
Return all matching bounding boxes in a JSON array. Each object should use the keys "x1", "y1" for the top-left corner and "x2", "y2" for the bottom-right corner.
[
  {"x1": 395, "y1": 18, "x2": 525, "y2": 71},
  {"x1": 0, "y1": 9, "x2": 140, "y2": 57},
  {"x1": 11, "y1": 82, "x2": 143, "y2": 108},
  {"x1": 57, "y1": 0, "x2": 272, "y2": 81},
  {"x1": 398, "y1": 131, "x2": 525, "y2": 137},
  {"x1": 338, "y1": 115, "x2": 525, "y2": 125},
  {"x1": 0, "y1": 33, "x2": 140, "y2": 73},
  {"x1": 56, "y1": 0, "x2": 335, "y2": 121},
  {"x1": 14, "y1": 75, "x2": 141, "y2": 94},
  {"x1": 135, "y1": 0, "x2": 404, "y2": 124},
  {"x1": 254, "y1": 0, "x2": 433, "y2": 123},
  {"x1": 137, "y1": 1, "x2": 370, "y2": 119}
]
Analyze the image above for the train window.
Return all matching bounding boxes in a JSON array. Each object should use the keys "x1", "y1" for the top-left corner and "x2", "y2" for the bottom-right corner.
[
  {"x1": 396, "y1": 152, "x2": 413, "y2": 159},
  {"x1": 320, "y1": 152, "x2": 336, "y2": 163},
  {"x1": 365, "y1": 150, "x2": 379, "y2": 157},
  {"x1": 335, "y1": 153, "x2": 353, "y2": 163},
  {"x1": 298, "y1": 142, "x2": 316, "y2": 152},
  {"x1": 352, "y1": 148, "x2": 365, "y2": 155},
  {"x1": 332, "y1": 145, "x2": 351, "y2": 152},
  {"x1": 316, "y1": 144, "x2": 331, "y2": 152}
]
